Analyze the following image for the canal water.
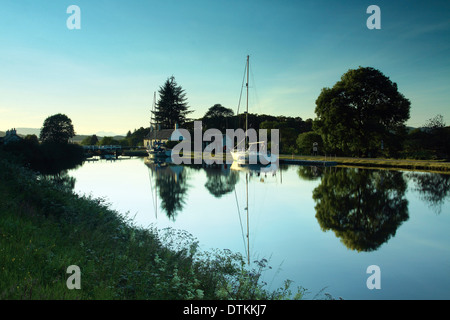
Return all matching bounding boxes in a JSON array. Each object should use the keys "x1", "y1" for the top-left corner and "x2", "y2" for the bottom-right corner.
[{"x1": 68, "y1": 157, "x2": 450, "y2": 300}]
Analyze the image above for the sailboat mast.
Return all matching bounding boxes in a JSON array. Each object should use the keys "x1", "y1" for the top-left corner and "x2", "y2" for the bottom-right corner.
[
  {"x1": 246, "y1": 172, "x2": 250, "y2": 265},
  {"x1": 246, "y1": 55, "x2": 249, "y2": 136}
]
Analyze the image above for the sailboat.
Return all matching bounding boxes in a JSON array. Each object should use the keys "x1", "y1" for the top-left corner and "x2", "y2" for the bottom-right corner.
[
  {"x1": 147, "y1": 91, "x2": 167, "y2": 159},
  {"x1": 230, "y1": 55, "x2": 277, "y2": 166}
]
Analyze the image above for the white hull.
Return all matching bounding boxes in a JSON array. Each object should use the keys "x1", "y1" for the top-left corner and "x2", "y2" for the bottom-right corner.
[{"x1": 230, "y1": 149, "x2": 277, "y2": 165}]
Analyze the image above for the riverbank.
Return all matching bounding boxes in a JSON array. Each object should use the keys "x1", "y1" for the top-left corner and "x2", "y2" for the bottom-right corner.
[
  {"x1": 278, "y1": 155, "x2": 450, "y2": 173},
  {"x1": 156, "y1": 151, "x2": 450, "y2": 173},
  {"x1": 0, "y1": 154, "x2": 305, "y2": 300}
]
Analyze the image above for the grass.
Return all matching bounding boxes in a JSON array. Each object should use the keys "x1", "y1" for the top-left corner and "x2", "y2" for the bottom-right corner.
[
  {"x1": 158, "y1": 150, "x2": 450, "y2": 173},
  {"x1": 0, "y1": 154, "x2": 308, "y2": 300},
  {"x1": 279, "y1": 154, "x2": 450, "y2": 173}
]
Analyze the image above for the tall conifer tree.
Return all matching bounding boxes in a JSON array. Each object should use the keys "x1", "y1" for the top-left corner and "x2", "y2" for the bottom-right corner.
[{"x1": 153, "y1": 76, "x2": 193, "y2": 128}]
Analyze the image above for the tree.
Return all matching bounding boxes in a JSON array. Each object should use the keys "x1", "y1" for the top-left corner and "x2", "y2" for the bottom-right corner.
[
  {"x1": 81, "y1": 135, "x2": 99, "y2": 146},
  {"x1": 40, "y1": 114, "x2": 76, "y2": 144},
  {"x1": 99, "y1": 136, "x2": 120, "y2": 146},
  {"x1": 314, "y1": 67, "x2": 410, "y2": 157},
  {"x1": 204, "y1": 104, "x2": 234, "y2": 119},
  {"x1": 420, "y1": 114, "x2": 449, "y2": 159},
  {"x1": 423, "y1": 114, "x2": 446, "y2": 133},
  {"x1": 24, "y1": 134, "x2": 39, "y2": 146},
  {"x1": 296, "y1": 132, "x2": 323, "y2": 155},
  {"x1": 202, "y1": 104, "x2": 234, "y2": 131},
  {"x1": 153, "y1": 76, "x2": 193, "y2": 129}
]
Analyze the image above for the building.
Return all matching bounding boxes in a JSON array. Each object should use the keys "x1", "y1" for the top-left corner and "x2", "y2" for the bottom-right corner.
[
  {"x1": 143, "y1": 128, "x2": 177, "y2": 149},
  {"x1": 143, "y1": 124, "x2": 184, "y2": 149},
  {"x1": 0, "y1": 128, "x2": 22, "y2": 145}
]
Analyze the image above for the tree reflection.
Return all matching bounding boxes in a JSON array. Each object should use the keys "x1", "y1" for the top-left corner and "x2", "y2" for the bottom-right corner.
[
  {"x1": 297, "y1": 166, "x2": 324, "y2": 181},
  {"x1": 406, "y1": 172, "x2": 450, "y2": 214},
  {"x1": 41, "y1": 170, "x2": 76, "y2": 193},
  {"x1": 204, "y1": 165, "x2": 240, "y2": 198},
  {"x1": 312, "y1": 168, "x2": 409, "y2": 252},
  {"x1": 147, "y1": 161, "x2": 189, "y2": 221}
]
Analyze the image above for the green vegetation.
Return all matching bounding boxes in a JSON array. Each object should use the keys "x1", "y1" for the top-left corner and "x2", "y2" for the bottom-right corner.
[
  {"x1": 153, "y1": 76, "x2": 193, "y2": 128},
  {"x1": 280, "y1": 154, "x2": 450, "y2": 173},
  {"x1": 3, "y1": 114, "x2": 85, "y2": 174},
  {"x1": 194, "y1": 67, "x2": 449, "y2": 162},
  {"x1": 402, "y1": 115, "x2": 450, "y2": 160},
  {"x1": 314, "y1": 67, "x2": 410, "y2": 158},
  {"x1": 40, "y1": 114, "x2": 76, "y2": 144},
  {"x1": 0, "y1": 152, "x2": 307, "y2": 300}
]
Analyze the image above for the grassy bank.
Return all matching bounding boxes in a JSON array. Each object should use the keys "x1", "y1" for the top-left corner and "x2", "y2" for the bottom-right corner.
[
  {"x1": 163, "y1": 151, "x2": 450, "y2": 173},
  {"x1": 0, "y1": 155, "x2": 306, "y2": 300},
  {"x1": 279, "y1": 155, "x2": 450, "y2": 173}
]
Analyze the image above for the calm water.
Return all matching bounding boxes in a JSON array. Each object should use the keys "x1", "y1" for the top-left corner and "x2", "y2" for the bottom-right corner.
[{"x1": 68, "y1": 157, "x2": 450, "y2": 300}]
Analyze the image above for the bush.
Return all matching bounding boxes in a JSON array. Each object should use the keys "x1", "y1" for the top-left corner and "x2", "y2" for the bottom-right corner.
[{"x1": 296, "y1": 132, "x2": 323, "y2": 155}]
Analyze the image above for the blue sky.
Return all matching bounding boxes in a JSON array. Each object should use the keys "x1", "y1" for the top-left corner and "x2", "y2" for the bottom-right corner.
[{"x1": 0, "y1": 0, "x2": 449, "y2": 135}]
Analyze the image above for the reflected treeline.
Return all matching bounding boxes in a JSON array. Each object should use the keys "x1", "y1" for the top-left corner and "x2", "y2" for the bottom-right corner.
[
  {"x1": 204, "y1": 166, "x2": 240, "y2": 198},
  {"x1": 145, "y1": 160, "x2": 280, "y2": 221},
  {"x1": 311, "y1": 167, "x2": 409, "y2": 252},
  {"x1": 40, "y1": 170, "x2": 76, "y2": 193},
  {"x1": 297, "y1": 165, "x2": 324, "y2": 181},
  {"x1": 146, "y1": 161, "x2": 190, "y2": 221},
  {"x1": 406, "y1": 172, "x2": 450, "y2": 214}
]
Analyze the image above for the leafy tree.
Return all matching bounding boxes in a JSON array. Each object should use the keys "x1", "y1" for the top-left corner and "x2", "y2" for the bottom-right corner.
[
  {"x1": 153, "y1": 76, "x2": 193, "y2": 129},
  {"x1": 314, "y1": 67, "x2": 410, "y2": 157},
  {"x1": 40, "y1": 114, "x2": 76, "y2": 144},
  {"x1": 81, "y1": 135, "x2": 99, "y2": 146},
  {"x1": 423, "y1": 114, "x2": 446, "y2": 133},
  {"x1": 127, "y1": 127, "x2": 149, "y2": 146},
  {"x1": 202, "y1": 104, "x2": 234, "y2": 131},
  {"x1": 296, "y1": 132, "x2": 323, "y2": 155},
  {"x1": 204, "y1": 104, "x2": 234, "y2": 119},
  {"x1": 99, "y1": 136, "x2": 120, "y2": 146},
  {"x1": 24, "y1": 134, "x2": 39, "y2": 146},
  {"x1": 404, "y1": 115, "x2": 450, "y2": 159}
]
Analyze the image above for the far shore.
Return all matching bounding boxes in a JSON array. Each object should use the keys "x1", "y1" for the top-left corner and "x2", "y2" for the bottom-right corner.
[{"x1": 278, "y1": 154, "x2": 450, "y2": 174}]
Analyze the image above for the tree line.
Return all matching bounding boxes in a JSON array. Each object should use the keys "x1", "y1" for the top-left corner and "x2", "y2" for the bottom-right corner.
[
  {"x1": 5, "y1": 67, "x2": 448, "y2": 163},
  {"x1": 117, "y1": 68, "x2": 449, "y2": 160},
  {"x1": 1, "y1": 114, "x2": 85, "y2": 174}
]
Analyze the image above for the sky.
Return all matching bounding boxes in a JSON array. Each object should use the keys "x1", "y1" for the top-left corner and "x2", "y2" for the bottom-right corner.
[{"x1": 0, "y1": 0, "x2": 449, "y2": 135}]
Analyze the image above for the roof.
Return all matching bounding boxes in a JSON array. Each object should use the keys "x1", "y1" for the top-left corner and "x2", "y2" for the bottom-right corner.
[{"x1": 144, "y1": 129, "x2": 175, "y2": 140}]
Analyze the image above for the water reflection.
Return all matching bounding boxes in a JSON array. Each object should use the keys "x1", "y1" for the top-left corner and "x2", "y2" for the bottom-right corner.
[
  {"x1": 143, "y1": 157, "x2": 449, "y2": 253},
  {"x1": 406, "y1": 172, "x2": 450, "y2": 214},
  {"x1": 145, "y1": 159, "x2": 189, "y2": 221},
  {"x1": 311, "y1": 168, "x2": 409, "y2": 252},
  {"x1": 204, "y1": 164, "x2": 239, "y2": 198},
  {"x1": 40, "y1": 170, "x2": 76, "y2": 193},
  {"x1": 297, "y1": 165, "x2": 323, "y2": 181}
]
